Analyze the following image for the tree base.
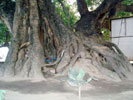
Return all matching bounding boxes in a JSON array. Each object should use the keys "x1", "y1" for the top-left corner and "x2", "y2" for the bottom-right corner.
[{"x1": 54, "y1": 36, "x2": 133, "y2": 82}]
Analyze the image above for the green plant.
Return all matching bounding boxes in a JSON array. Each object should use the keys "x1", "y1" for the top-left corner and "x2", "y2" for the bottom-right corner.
[
  {"x1": 86, "y1": 0, "x2": 103, "y2": 11},
  {"x1": 117, "y1": 11, "x2": 132, "y2": 17},
  {"x1": 122, "y1": 0, "x2": 133, "y2": 5},
  {"x1": 54, "y1": 0, "x2": 79, "y2": 27},
  {"x1": 101, "y1": 28, "x2": 110, "y2": 41},
  {"x1": 0, "y1": 20, "x2": 11, "y2": 45},
  {"x1": 0, "y1": 90, "x2": 6, "y2": 100},
  {"x1": 64, "y1": 67, "x2": 97, "y2": 100}
]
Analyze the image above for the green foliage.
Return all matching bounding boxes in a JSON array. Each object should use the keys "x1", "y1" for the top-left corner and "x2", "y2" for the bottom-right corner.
[
  {"x1": 117, "y1": 11, "x2": 132, "y2": 17},
  {"x1": 77, "y1": 69, "x2": 85, "y2": 81},
  {"x1": 63, "y1": 67, "x2": 97, "y2": 100},
  {"x1": 101, "y1": 28, "x2": 110, "y2": 41},
  {"x1": 54, "y1": 0, "x2": 79, "y2": 27},
  {"x1": 86, "y1": 0, "x2": 103, "y2": 10},
  {"x1": 0, "y1": 90, "x2": 6, "y2": 100},
  {"x1": 0, "y1": 20, "x2": 8, "y2": 45},
  {"x1": 67, "y1": 68, "x2": 86, "y2": 100},
  {"x1": 66, "y1": 67, "x2": 94, "y2": 86},
  {"x1": 122, "y1": 0, "x2": 133, "y2": 5},
  {"x1": 68, "y1": 67, "x2": 85, "y2": 82},
  {"x1": 0, "y1": 20, "x2": 11, "y2": 45},
  {"x1": 117, "y1": 0, "x2": 133, "y2": 17}
]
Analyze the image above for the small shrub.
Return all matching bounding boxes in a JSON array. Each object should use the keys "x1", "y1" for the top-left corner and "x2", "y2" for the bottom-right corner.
[
  {"x1": 0, "y1": 90, "x2": 6, "y2": 100},
  {"x1": 64, "y1": 67, "x2": 98, "y2": 100}
]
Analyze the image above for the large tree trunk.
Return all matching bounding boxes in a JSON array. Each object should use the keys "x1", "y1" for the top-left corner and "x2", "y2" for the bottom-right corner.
[
  {"x1": 0, "y1": 0, "x2": 133, "y2": 81},
  {"x1": 1, "y1": 0, "x2": 45, "y2": 78}
]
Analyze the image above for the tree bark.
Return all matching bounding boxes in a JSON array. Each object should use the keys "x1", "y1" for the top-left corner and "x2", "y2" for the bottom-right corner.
[
  {"x1": 1, "y1": 0, "x2": 45, "y2": 78},
  {"x1": 0, "y1": 0, "x2": 133, "y2": 81},
  {"x1": 76, "y1": 0, "x2": 89, "y2": 17},
  {"x1": 75, "y1": 0, "x2": 126, "y2": 34}
]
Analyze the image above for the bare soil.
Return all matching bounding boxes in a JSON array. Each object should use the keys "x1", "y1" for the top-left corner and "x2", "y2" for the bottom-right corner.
[{"x1": 0, "y1": 76, "x2": 133, "y2": 100}]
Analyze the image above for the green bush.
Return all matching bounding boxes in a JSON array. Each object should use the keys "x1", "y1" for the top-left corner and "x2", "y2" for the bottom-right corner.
[
  {"x1": 0, "y1": 20, "x2": 11, "y2": 45},
  {"x1": 122, "y1": 0, "x2": 133, "y2": 5},
  {"x1": 101, "y1": 28, "x2": 110, "y2": 41},
  {"x1": 0, "y1": 90, "x2": 6, "y2": 100}
]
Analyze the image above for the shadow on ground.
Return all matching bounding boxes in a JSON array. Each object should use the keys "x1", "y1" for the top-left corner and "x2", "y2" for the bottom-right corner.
[
  {"x1": 0, "y1": 78, "x2": 133, "y2": 97},
  {"x1": 0, "y1": 79, "x2": 76, "y2": 94}
]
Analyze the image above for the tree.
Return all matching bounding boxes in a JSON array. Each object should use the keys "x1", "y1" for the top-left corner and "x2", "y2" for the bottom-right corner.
[
  {"x1": 54, "y1": 0, "x2": 79, "y2": 27},
  {"x1": 0, "y1": 20, "x2": 11, "y2": 46},
  {"x1": 0, "y1": 0, "x2": 133, "y2": 81}
]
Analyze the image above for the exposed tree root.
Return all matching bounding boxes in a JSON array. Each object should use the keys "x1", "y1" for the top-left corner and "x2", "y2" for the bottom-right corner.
[
  {"x1": 50, "y1": 35, "x2": 133, "y2": 81},
  {"x1": 1, "y1": 0, "x2": 133, "y2": 82}
]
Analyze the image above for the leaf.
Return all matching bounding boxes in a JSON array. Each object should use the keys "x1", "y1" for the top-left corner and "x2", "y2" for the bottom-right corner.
[
  {"x1": 122, "y1": 0, "x2": 133, "y2": 5},
  {"x1": 73, "y1": 29, "x2": 76, "y2": 32},
  {"x1": 66, "y1": 67, "x2": 97, "y2": 86},
  {"x1": 77, "y1": 69, "x2": 85, "y2": 81},
  {"x1": 68, "y1": 67, "x2": 79, "y2": 80},
  {"x1": 67, "y1": 79, "x2": 79, "y2": 86},
  {"x1": 87, "y1": 77, "x2": 92, "y2": 83}
]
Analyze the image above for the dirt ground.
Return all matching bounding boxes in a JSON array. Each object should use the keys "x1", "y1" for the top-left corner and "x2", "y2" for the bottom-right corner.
[{"x1": 0, "y1": 76, "x2": 133, "y2": 100}]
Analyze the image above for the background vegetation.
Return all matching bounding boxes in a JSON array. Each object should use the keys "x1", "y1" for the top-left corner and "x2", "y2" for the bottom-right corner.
[
  {"x1": 0, "y1": 20, "x2": 11, "y2": 46},
  {"x1": 0, "y1": 0, "x2": 132, "y2": 45}
]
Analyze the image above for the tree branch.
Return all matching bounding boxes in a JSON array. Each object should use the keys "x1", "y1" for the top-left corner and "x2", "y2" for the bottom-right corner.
[
  {"x1": 108, "y1": 3, "x2": 133, "y2": 18},
  {"x1": 0, "y1": 0, "x2": 15, "y2": 33},
  {"x1": 94, "y1": 0, "x2": 124, "y2": 19},
  {"x1": 77, "y1": 0, "x2": 89, "y2": 17},
  {"x1": 117, "y1": 3, "x2": 133, "y2": 13},
  {"x1": 58, "y1": 0, "x2": 71, "y2": 28}
]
